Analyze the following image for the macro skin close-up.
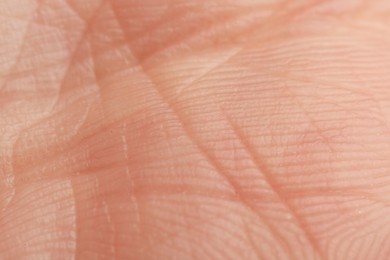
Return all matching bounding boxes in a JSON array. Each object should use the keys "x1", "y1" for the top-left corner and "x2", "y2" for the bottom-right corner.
[{"x1": 1, "y1": 0, "x2": 390, "y2": 259}]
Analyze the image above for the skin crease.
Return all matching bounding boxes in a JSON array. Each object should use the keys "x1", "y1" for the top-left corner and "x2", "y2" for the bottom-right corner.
[{"x1": 1, "y1": 0, "x2": 390, "y2": 259}]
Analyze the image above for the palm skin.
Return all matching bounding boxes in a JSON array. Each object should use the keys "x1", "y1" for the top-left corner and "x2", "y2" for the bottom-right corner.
[{"x1": 1, "y1": 0, "x2": 390, "y2": 259}]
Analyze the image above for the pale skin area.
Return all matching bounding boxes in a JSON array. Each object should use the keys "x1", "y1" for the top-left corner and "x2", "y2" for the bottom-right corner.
[{"x1": 1, "y1": 0, "x2": 390, "y2": 259}]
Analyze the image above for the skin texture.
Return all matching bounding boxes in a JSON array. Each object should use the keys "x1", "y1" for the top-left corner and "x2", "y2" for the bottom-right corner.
[{"x1": 1, "y1": 0, "x2": 390, "y2": 259}]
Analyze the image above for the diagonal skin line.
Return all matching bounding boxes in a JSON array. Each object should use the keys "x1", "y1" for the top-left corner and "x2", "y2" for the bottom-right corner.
[
  {"x1": 224, "y1": 115, "x2": 325, "y2": 260},
  {"x1": 174, "y1": 47, "x2": 243, "y2": 97},
  {"x1": 107, "y1": 4, "x2": 300, "y2": 258},
  {"x1": 136, "y1": 7, "x2": 267, "y2": 63},
  {"x1": 10, "y1": 0, "x2": 107, "y2": 174},
  {"x1": 0, "y1": 0, "x2": 44, "y2": 92},
  {"x1": 0, "y1": 0, "x2": 46, "y2": 217},
  {"x1": 47, "y1": 0, "x2": 107, "y2": 113},
  {"x1": 134, "y1": 76, "x2": 297, "y2": 258},
  {"x1": 0, "y1": 12, "x2": 66, "y2": 31},
  {"x1": 6, "y1": 2, "x2": 105, "y2": 260},
  {"x1": 46, "y1": 3, "x2": 107, "y2": 260},
  {"x1": 1, "y1": 59, "x2": 69, "y2": 78},
  {"x1": 283, "y1": 86, "x2": 336, "y2": 154},
  {"x1": 63, "y1": 0, "x2": 89, "y2": 23}
]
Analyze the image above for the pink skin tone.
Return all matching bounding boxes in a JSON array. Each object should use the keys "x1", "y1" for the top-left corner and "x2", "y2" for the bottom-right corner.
[{"x1": 1, "y1": 0, "x2": 390, "y2": 259}]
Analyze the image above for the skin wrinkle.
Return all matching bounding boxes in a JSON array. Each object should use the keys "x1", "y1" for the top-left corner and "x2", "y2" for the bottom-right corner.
[
  {"x1": 0, "y1": 182, "x2": 71, "y2": 229},
  {"x1": 47, "y1": 0, "x2": 107, "y2": 114},
  {"x1": 137, "y1": 8, "x2": 267, "y2": 63},
  {"x1": 272, "y1": 69, "x2": 390, "y2": 197},
  {"x1": 1, "y1": 60, "x2": 68, "y2": 79},
  {"x1": 108, "y1": 3, "x2": 340, "y2": 257},
  {"x1": 0, "y1": 179, "x2": 76, "y2": 257},
  {"x1": 225, "y1": 116, "x2": 324, "y2": 260},
  {"x1": 0, "y1": 0, "x2": 44, "y2": 213},
  {"x1": 4, "y1": 3, "x2": 104, "y2": 257},
  {"x1": 117, "y1": 40, "x2": 305, "y2": 260},
  {"x1": 15, "y1": 108, "x2": 141, "y2": 183},
  {"x1": 3, "y1": 0, "x2": 390, "y2": 258},
  {"x1": 283, "y1": 86, "x2": 336, "y2": 154},
  {"x1": 174, "y1": 47, "x2": 243, "y2": 98},
  {"x1": 0, "y1": 0, "x2": 43, "y2": 92},
  {"x1": 87, "y1": 2, "x2": 132, "y2": 124},
  {"x1": 1, "y1": 0, "x2": 87, "y2": 94},
  {"x1": 343, "y1": 54, "x2": 390, "y2": 136},
  {"x1": 155, "y1": 114, "x2": 292, "y2": 256},
  {"x1": 239, "y1": 61, "x2": 381, "y2": 120},
  {"x1": 8, "y1": 0, "x2": 97, "y2": 189},
  {"x1": 5, "y1": 1, "x2": 108, "y2": 183},
  {"x1": 87, "y1": 40, "x2": 129, "y2": 83},
  {"x1": 0, "y1": 12, "x2": 63, "y2": 31},
  {"x1": 140, "y1": 38, "x2": 390, "y2": 252},
  {"x1": 109, "y1": 1, "x2": 292, "y2": 66},
  {"x1": 242, "y1": 40, "x2": 382, "y2": 93},
  {"x1": 107, "y1": 4, "x2": 299, "y2": 258},
  {"x1": 155, "y1": 34, "x2": 389, "y2": 129},
  {"x1": 63, "y1": 0, "x2": 91, "y2": 23},
  {"x1": 10, "y1": 93, "x2": 94, "y2": 178}
]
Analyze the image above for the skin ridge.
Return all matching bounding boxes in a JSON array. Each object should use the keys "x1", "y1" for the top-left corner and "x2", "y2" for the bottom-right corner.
[{"x1": 2, "y1": 0, "x2": 390, "y2": 259}]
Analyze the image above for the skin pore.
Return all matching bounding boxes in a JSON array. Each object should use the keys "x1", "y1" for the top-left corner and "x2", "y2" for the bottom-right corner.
[{"x1": 1, "y1": 0, "x2": 390, "y2": 259}]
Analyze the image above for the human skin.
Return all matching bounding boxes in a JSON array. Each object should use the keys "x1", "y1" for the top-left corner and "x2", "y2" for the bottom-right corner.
[{"x1": 1, "y1": 0, "x2": 390, "y2": 259}]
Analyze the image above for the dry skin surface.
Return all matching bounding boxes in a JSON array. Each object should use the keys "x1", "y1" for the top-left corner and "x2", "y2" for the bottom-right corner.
[{"x1": 1, "y1": 0, "x2": 390, "y2": 259}]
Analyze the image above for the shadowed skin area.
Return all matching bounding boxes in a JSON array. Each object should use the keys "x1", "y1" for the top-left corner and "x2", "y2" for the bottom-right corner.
[{"x1": 1, "y1": 0, "x2": 390, "y2": 259}]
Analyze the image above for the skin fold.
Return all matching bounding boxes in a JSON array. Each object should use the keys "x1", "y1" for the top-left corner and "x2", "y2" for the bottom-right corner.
[{"x1": 1, "y1": 0, "x2": 390, "y2": 259}]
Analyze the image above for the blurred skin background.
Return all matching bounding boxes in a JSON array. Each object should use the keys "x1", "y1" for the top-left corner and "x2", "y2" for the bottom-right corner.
[{"x1": 1, "y1": 0, "x2": 390, "y2": 259}]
